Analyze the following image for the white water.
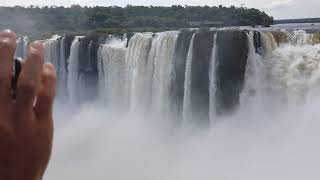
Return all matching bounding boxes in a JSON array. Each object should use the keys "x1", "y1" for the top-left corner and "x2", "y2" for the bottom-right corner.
[
  {"x1": 43, "y1": 30, "x2": 320, "y2": 180},
  {"x1": 124, "y1": 33, "x2": 153, "y2": 111},
  {"x1": 150, "y1": 31, "x2": 178, "y2": 117},
  {"x1": 15, "y1": 36, "x2": 28, "y2": 59},
  {"x1": 182, "y1": 33, "x2": 196, "y2": 125},
  {"x1": 47, "y1": 98, "x2": 320, "y2": 180},
  {"x1": 67, "y1": 36, "x2": 82, "y2": 104},
  {"x1": 98, "y1": 41, "x2": 127, "y2": 106},
  {"x1": 209, "y1": 34, "x2": 217, "y2": 124},
  {"x1": 240, "y1": 32, "x2": 266, "y2": 110},
  {"x1": 267, "y1": 40, "x2": 320, "y2": 106},
  {"x1": 44, "y1": 35, "x2": 68, "y2": 98}
]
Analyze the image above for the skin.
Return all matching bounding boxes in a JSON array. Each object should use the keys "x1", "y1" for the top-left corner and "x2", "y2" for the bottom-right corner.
[{"x1": 0, "y1": 30, "x2": 56, "y2": 180}]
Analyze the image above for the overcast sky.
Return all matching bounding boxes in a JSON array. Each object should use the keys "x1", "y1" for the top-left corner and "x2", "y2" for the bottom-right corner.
[{"x1": 0, "y1": 0, "x2": 319, "y2": 19}]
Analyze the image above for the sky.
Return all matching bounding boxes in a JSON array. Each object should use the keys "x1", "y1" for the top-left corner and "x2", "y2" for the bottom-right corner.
[{"x1": 0, "y1": 0, "x2": 319, "y2": 19}]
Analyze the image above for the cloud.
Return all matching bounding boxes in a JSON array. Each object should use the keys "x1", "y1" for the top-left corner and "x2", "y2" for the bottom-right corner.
[{"x1": 264, "y1": 0, "x2": 295, "y2": 10}]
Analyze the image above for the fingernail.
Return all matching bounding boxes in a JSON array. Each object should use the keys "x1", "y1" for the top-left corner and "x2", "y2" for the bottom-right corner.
[
  {"x1": 0, "y1": 30, "x2": 16, "y2": 39},
  {"x1": 0, "y1": 38, "x2": 11, "y2": 49},
  {"x1": 44, "y1": 63, "x2": 55, "y2": 71},
  {"x1": 30, "y1": 41, "x2": 44, "y2": 50}
]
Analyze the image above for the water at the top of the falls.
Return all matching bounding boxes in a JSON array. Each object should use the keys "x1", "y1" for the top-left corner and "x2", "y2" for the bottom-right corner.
[{"x1": 105, "y1": 35, "x2": 127, "y2": 48}]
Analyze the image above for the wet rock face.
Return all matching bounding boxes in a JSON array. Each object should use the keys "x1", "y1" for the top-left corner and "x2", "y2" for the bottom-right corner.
[
  {"x1": 190, "y1": 31, "x2": 215, "y2": 124},
  {"x1": 64, "y1": 35, "x2": 75, "y2": 61},
  {"x1": 253, "y1": 31, "x2": 262, "y2": 54},
  {"x1": 60, "y1": 35, "x2": 75, "y2": 73},
  {"x1": 172, "y1": 30, "x2": 194, "y2": 118},
  {"x1": 215, "y1": 30, "x2": 248, "y2": 115},
  {"x1": 77, "y1": 35, "x2": 106, "y2": 102}
]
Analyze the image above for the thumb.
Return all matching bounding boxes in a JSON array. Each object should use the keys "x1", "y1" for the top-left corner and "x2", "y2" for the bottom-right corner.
[{"x1": 35, "y1": 63, "x2": 56, "y2": 120}]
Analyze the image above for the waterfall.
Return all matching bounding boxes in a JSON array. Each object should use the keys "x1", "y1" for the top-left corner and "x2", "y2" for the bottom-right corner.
[
  {"x1": 124, "y1": 33, "x2": 153, "y2": 111},
  {"x1": 67, "y1": 36, "x2": 82, "y2": 104},
  {"x1": 97, "y1": 44, "x2": 126, "y2": 106},
  {"x1": 40, "y1": 29, "x2": 320, "y2": 119},
  {"x1": 182, "y1": 33, "x2": 196, "y2": 124},
  {"x1": 59, "y1": 37, "x2": 68, "y2": 98},
  {"x1": 150, "y1": 31, "x2": 179, "y2": 117},
  {"x1": 240, "y1": 32, "x2": 265, "y2": 108},
  {"x1": 15, "y1": 37, "x2": 28, "y2": 59},
  {"x1": 261, "y1": 32, "x2": 277, "y2": 58},
  {"x1": 44, "y1": 35, "x2": 68, "y2": 98},
  {"x1": 209, "y1": 34, "x2": 217, "y2": 124},
  {"x1": 265, "y1": 31, "x2": 320, "y2": 106},
  {"x1": 86, "y1": 41, "x2": 93, "y2": 71},
  {"x1": 48, "y1": 29, "x2": 320, "y2": 180}
]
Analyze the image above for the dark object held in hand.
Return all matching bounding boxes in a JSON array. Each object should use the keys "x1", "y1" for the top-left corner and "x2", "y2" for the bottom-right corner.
[{"x1": 12, "y1": 58, "x2": 23, "y2": 99}]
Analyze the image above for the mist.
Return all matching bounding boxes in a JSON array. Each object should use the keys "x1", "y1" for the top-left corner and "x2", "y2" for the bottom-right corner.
[{"x1": 44, "y1": 97, "x2": 320, "y2": 180}]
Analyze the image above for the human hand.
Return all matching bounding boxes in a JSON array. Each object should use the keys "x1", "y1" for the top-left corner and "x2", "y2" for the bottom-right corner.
[{"x1": 0, "y1": 30, "x2": 56, "y2": 180}]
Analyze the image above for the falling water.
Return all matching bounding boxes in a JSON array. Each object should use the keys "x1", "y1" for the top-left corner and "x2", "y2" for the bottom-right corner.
[
  {"x1": 44, "y1": 35, "x2": 68, "y2": 98},
  {"x1": 182, "y1": 33, "x2": 196, "y2": 124},
  {"x1": 266, "y1": 31, "x2": 320, "y2": 106},
  {"x1": 67, "y1": 36, "x2": 82, "y2": 104},
  {"x1": 209, "y1": 34, "x2": 217, "y2": 124},
  {"x1": 240, "y1": 32, "x2": 266, "y2": 108},
  {"x1": 124, "y1": 33, "x2": 153, "y2": 111},
  {"x1": 150, "y1": 31, "x2": 179, "y2": 117},
  {"x1": 15, "y1": 36, "x2": 28, "y2": 59},
  {"x1": 39, "y1": 29, "x2": 320, "y2": 180},
  {"x1": 97, "y1": 40, "x2": 127, "y2": 106}
]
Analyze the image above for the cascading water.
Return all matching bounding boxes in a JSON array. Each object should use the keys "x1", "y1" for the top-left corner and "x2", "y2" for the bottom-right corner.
[
  {"x1": 40, "y1": 29, "x2": 320, "y2": 180},
  {"x1": 209, "y1": 34, "x2": 217, "y2": 124},
  {"x1": 97, "y1": 38, "x2": 127, "y2": 106},
  {"x1": 124, "y1": 33, "x2": 153, "y2": 111},
  {"x1": 261, "y1": 32, "x2": 277, "y2": 58},
  {"x1": 67, "y1": 36, "x2": 81, "y2": 104},
  {"x1": 182, "y1": 33, "x2": 196, "y2": 124},
  {"x1": 150, "y1": 31, "x2": 178, "y2": 118},
  {"x1": 15, "y1": 36, "x2": 28, "y2": 59},
  {"x1": 265, "y1": 30, "x2": 320, "y2": 106},
  {"x1": 44, "y1": 36, "x2": 69, "y2": 98},
  {"x1": 240, "y1": 32, "x2": 266, "y2": 109}
]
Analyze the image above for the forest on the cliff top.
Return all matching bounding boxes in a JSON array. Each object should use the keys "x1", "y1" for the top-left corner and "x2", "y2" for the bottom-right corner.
[{"x1": 0, "y1": 5, "x2": 274, "y2": 37}]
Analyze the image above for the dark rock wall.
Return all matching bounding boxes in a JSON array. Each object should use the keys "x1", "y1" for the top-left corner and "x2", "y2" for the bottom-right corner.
[
  {"x1": 171, "y1": 30, "x2": 194, "y2": 117},
  {"x1": 215, "y1": 30, "x2": 249, "y2": 115},
  {"x1": 190, "y1": 30, "x2": 215, "y2": 124}
]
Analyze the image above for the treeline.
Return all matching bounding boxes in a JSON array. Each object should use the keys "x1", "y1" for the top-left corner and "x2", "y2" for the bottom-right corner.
[{"x1": 0, "y1": 5, "x2": 273, "y2": 37}]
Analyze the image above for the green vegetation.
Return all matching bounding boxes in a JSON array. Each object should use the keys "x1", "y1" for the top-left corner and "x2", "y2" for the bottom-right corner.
[{"x1": 0, "y1": 5, "x2": 274, "y2": 37}]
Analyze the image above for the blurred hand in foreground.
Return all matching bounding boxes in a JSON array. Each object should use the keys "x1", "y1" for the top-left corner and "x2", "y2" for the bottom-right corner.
[{"x1": 0, "y1": 30, "x2": 56, "y2": 180}]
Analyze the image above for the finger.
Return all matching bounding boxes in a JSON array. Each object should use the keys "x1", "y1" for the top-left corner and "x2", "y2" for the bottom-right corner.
[
  {"x1": 35, "y1": 63, "x2": 56, "y2": 120},
  {"x1": 0, "y1": 30, "x2": 16, "y2": 104},
  {"x1": 16, "y1": 41, "x2": 44, "y2": 111}
]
